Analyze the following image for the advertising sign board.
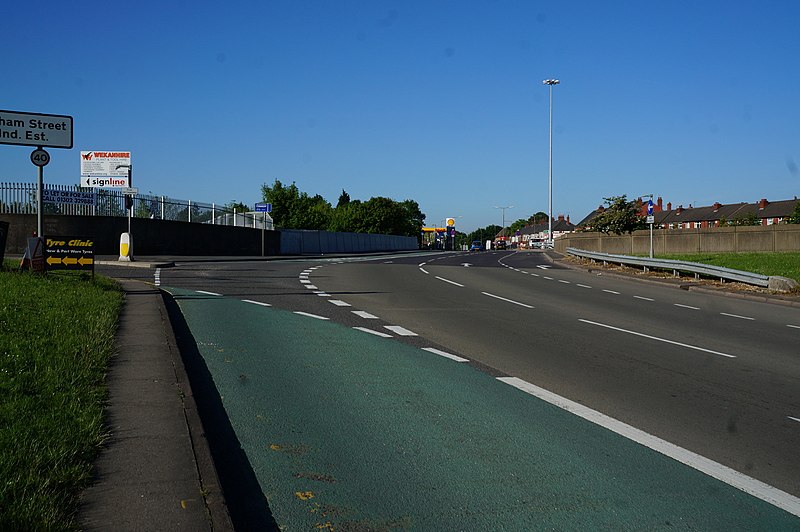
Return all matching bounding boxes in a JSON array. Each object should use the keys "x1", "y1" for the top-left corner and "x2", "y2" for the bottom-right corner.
[
  {"x1": 0, "y1": 109, "x2": 74, "y2": 149},
  {"x1": 41, "y1": 188, "x2": 96, "y2": 206},
  {"x1": 80, "y1": 151, "x2": 131, "y2": 177},
  {"x1": 80, "y1": 176, "x2": 130, "y2": 188},
  {"x1": 44, "y1": 236, "x2": 94, "y2": 272}
]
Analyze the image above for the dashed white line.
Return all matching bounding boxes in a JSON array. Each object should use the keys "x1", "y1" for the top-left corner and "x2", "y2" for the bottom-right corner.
[
  {"x1": 481, "y1": 292, "x2": 534, "y2": 309},
  {"x1": 497, "y1": 376, "x2": 800, "y2": 517},
  {"x1": 634, "y1": 295, "x2": 655, "y2": 301},
  {"x1": 579, "y1": 319, "x2": 736, "y2": 358},
  {"x1": 558, "y1": 280, "x2": 571, "y2": 284},
  {"x1": 242, "y1": 299, "x2": 271, "y2": 307},
  {"x1": 294, "y1": 311, "x2": 329, "y2": 320},
  {"x1": 422, "y1": 347, "x2": 469, "y2": 362},
  {"x1": 329, "y1": 299, "x2": 351, "y2": 307},
  {"x1": 603, "y1": 289, "x2": 620, "y2": 295},
  {"x1": 352, "y1": 310, "x2": 379, "y2": 319},
  {"x1": 353, "y1": 327, "x2": 393, "y2": 338},
  {"x1": 196, "y1": 290, "x2": 222, "y2": 296},
  {"x1": 435, "y1": 276, "x2": 464, "y2": 287},
  {"x1": 314, "y1": 291, "x2": 330, "y2": 297},
  {"x1": 385, "y1": 325, "x2": 417, "y2": 336},
  {"x1": 305, "y1": 285, "x2": 318, "y2": 289},
  {"x1": 420, "y1": 267, "x2": 429, "y2": 274},
  {"x1": 788, "y1": 325, "x2": 800, "y2": 330},
  {"x1": 577, "y1": 284, "x2": 592, "y2": 289},
  {"x1": 154, "y1": 268, "x2": 161, "y2": 287},
  {"x1": 543, "y1": 276, "x2": 554, "y2": 280},
  {"x1": 788, "y1": 416, "x2": 800, "y2": 423},
  {"x1": 675, "y1": 303, "x2": 700, "y2": 310},
  {"x1": 720, "y1": 312, "x2": 755, "y2": 321},
  {"x1": 300, "y1": 280, "x2": 311, "y2": 284}
]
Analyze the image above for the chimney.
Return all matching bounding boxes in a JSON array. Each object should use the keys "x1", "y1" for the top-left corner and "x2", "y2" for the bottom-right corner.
[
  {"x1": 676, "y1": 205, "x2": 683, "y2": 215},
  {"x1": 657, "y1": 197, "x2": 663, "y2": 209},
  {"x1": 758, "y1": 198, "x2": 768, "y2": 209},
  {"x1": 713, "y1": 202, "x2": 721, "y2": 211},
  {"x1": 666, "y1": 202, "x2": 672, "y2": 211},
  {"x1": 558, "y1": 214, "x2": 565, "y2": 222},
  {"x1": 566, "y1": 214, "x2": 571, "y2": 224}
]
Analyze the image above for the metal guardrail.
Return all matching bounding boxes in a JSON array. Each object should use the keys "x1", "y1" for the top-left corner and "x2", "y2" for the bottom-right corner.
[{"x1": 566, "y1": 247, "x2": 771, "y2": 287}]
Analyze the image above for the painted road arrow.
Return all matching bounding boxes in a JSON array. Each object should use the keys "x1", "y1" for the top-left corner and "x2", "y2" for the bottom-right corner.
[{"x1": 461, "y1": 263, "x2": 472, "y2": 267}]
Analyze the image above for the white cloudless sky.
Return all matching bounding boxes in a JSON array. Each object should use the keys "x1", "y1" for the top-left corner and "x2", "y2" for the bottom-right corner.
[{"x1": 2, "y1": 0, "x2": 798, "y2": 232}]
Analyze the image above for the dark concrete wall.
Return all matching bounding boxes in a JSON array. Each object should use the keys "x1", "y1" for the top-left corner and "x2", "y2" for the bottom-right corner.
[{"x1": 1, "y1": 214, "x2": 279, "y2": 256}]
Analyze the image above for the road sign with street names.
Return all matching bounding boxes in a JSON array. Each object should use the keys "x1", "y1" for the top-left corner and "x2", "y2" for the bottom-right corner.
[
  {"x1": 255, "y1": 202, "x2": 272, "y2": 213},
  {"x1": 44, "y1": 236, "x2": 94, "y2": 272},
  {"x1": 0, "y1": 109, "x2": 74, "y2": 149}
]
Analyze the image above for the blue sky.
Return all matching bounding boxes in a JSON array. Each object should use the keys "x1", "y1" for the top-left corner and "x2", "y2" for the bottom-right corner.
[{"x1": 2, "y1": 1, "x2": 799, "y2": 232}]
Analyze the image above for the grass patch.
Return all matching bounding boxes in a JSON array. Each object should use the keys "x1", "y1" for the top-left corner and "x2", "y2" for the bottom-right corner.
[
  {"x1": 0, "y1": 264, "x2": 123, "y2": 530},
  {"x1": 656, "y1": 252, "x2": 800, "y2": 284}
]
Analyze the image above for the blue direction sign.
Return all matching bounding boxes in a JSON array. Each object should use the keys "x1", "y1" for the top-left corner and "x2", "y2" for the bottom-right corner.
[
  {"x1": 255, "y1": 202, "x2": 272, "y2": 213},
  {"x1": 647, "y1": 199, "x2": 654, "y2": 215}
]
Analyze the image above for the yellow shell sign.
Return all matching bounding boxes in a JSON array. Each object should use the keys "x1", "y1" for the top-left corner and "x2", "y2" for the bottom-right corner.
[{"x1": 446, "y1": 218, "x2": 456, "y2": 226}]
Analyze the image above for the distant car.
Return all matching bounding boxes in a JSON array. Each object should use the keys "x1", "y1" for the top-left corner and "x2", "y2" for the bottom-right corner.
[
  {"x1": 495, "y1": 240, "x2": 507, "y2": 250},
  {"x1": 470, "y1": 240, "x2": 482, "y2": 251}
]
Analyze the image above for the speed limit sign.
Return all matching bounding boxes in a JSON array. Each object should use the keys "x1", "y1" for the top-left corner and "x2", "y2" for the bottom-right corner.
[{"x1": 30, "y1": 148, "x2": 50, "y2": 167}]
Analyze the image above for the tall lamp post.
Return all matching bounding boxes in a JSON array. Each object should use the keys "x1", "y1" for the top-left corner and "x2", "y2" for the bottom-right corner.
[
  {"x1": 543, "y1": 79, "x2": 559, "y2": 246},
  {"x1": 494, "y1": 205, "x2": 514, "y2": 238}
]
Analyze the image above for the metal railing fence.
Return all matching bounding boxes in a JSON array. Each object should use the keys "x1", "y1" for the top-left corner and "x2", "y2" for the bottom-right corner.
[
  {"x1": 0, "y1": 182, "x2": 272, "y2": 229},
  {"x1": 566, "y1": 247, "x2": 771, "y2": 287}
]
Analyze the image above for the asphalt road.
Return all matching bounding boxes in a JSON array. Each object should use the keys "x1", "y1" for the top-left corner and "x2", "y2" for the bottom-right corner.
[{"x1": 96, "y1": 250, "x2": 800, "y2": 528}]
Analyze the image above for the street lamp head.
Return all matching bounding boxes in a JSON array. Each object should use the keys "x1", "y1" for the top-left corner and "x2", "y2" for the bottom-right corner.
[{"x1": 543, "y1": 79, "x2": 560, "y2": 85}]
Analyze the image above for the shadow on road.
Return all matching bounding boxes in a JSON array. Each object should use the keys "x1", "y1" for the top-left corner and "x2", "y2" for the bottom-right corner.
[{"x1": 163, "y1": 293, "x2": 279, "y2": 531}]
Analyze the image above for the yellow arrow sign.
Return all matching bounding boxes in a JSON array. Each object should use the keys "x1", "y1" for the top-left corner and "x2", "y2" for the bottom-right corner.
[
  {"x1": 78, "y1": 256, "x2": 94, "y2": 266},
  {"x1": 63, "y1": 257, "x2": 78, "y2": 266},
  {"x1": 47, "y1": 256, "x2": 62, "y2": 266}
]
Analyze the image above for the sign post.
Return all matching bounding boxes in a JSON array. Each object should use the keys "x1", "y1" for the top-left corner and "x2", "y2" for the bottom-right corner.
[
  {"x1": 1, "y1": 109, "x2": 74, "y2": 238},
  {"x1": 646, "y1": 196, "x2": 655, "y2": 259},
  {"x1": 255, "y1": 203, "x2": 272, "y2": 257}
]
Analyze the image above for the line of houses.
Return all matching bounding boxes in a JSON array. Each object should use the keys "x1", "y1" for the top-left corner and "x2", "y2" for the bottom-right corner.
[{"x1": 500, "y1": 196, "x2": 800, "y2": 247}]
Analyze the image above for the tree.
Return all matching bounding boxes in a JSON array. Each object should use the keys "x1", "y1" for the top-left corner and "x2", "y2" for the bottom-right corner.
[
  {"x1": 337, "y1": 189, "x2": 351, "y2": 208},
  {"x1": 528, "y1": 212, "x2": 549, "y2": 225},
  {"x1": 787, "y1": 201, "x2": 800, "y2": 224},
  {"x1": 591, "y1": 195, "x2": 646, "y2": 235},
  {"x1": 260, "y1": 179, "x2": 331, "y2": 229},
  {"x1": 508, "y1": 218, "x2": 528, "y2": 235},
  {"x1": 225, "y1": 200, "x2": 249, "y2": 212}
]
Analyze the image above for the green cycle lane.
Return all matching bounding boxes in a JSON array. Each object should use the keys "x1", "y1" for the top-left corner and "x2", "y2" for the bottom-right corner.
[{"x1": 168, "y1": 288, "x2": 798, "y2": 530}]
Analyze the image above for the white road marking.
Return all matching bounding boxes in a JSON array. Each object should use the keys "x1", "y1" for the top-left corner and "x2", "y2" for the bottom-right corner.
[
  {"x1": 242, "y1": 299, "x2": 271, "y2": 307},
  {"x1": 788, "y1": 325, "x2": 800, "y2": 330},
  {"x1": 329, "y1": 299, "x2": 351, "y2": 307},
  {"x1": 421, "y1": 347, "x2": 469, "y2": 362},
  {"x1": 482, "y1": 292, "x2": 534, "y2": 309},
  {"x1": 418, "y1": 262, "x2": 427, "y2": 267},
  {"x1": 579, "y1": 319, "x2": 736, "y2": 358},
  {"x1": 497, "y1": 376, "x2": 800, "y2": 517},
  {"x1": 314, "y1": 292, "x2": 330, "y2": 297},
  {"x1": 302, "y1": 269, "x2": 313, "y2": 274},
  {"x1": 558, "y1": 280, "x2": 570, "y2": 284},
  {"x1": 420, "y1": 267, "x2": 429, "y2": 274},
  {"x1": 531, "y1": 273, "x2": 540, "y2": 277},
  {"x1": 720, "y1": 312, "x2": 755, "y2": 321},
  {"x1": 352, "y1": 310, "x2": 379, "y2": 319},
  {"x1": 634, "y1": 295, "x2": 655, "y2": 301},
  {"x1": 436, "y1": 276, "x2": 464, "y2": 287},
  {"x1": 154, "y1": 268, "x2": 161, "y2": 287},
  {"x1": 577, "y1": 284, "x2": 592, "y2": 289},
  {"x1": 536, "y1": 265, "x2": 551, "y2": 269},
  {"x1": 543, "y1": 276, "x2": 554, "y2": 280},
  {"x1": 384, "y1": 325, "x2": 417, "y2": 336},
  {"x1": 353, "y1": 327, "x2": 393, "y2": 338},
  {"x1": 305, "y1": 285, "x2": 318, "y2": 289},
  {"x1": 196, "y1": 290, "x2": 222, "y2": 296},
  {"x1": 788, "y1": 416, "x2": 800, "y2": 423},
  {"x1": 300, "y1": 279, "x2": 311, "y2": 284},
  {"x1": 603, "y1": 289, "x2": 620, "y2": 295},
  {"x1": 294, "y1": 311, "x2": 329, "y2": 320},
  {"x1": 675, "y1": 303, "x2": 700, "y2": 310}
]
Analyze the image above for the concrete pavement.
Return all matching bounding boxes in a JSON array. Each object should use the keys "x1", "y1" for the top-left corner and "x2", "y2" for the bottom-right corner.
[{"x1": 79, "y1": 278, "x2": 232, "y2": 531}]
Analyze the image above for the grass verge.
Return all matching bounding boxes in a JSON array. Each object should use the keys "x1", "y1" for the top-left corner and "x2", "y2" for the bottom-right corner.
[
  {"x1": 656, "y1": 252, "x2": 800, "y2": 284},
  {"x1": 0, "y1": 261, "x2": 123, "y2": 530}
]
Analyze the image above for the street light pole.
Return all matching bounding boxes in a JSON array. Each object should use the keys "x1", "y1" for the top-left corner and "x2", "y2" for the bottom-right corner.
[
  {"x1": 543, "y1": 79, "x2": 559, "y2": 246},
  {"x1": 494, "y1": 205, "x2": 514, "y2": 237}
]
